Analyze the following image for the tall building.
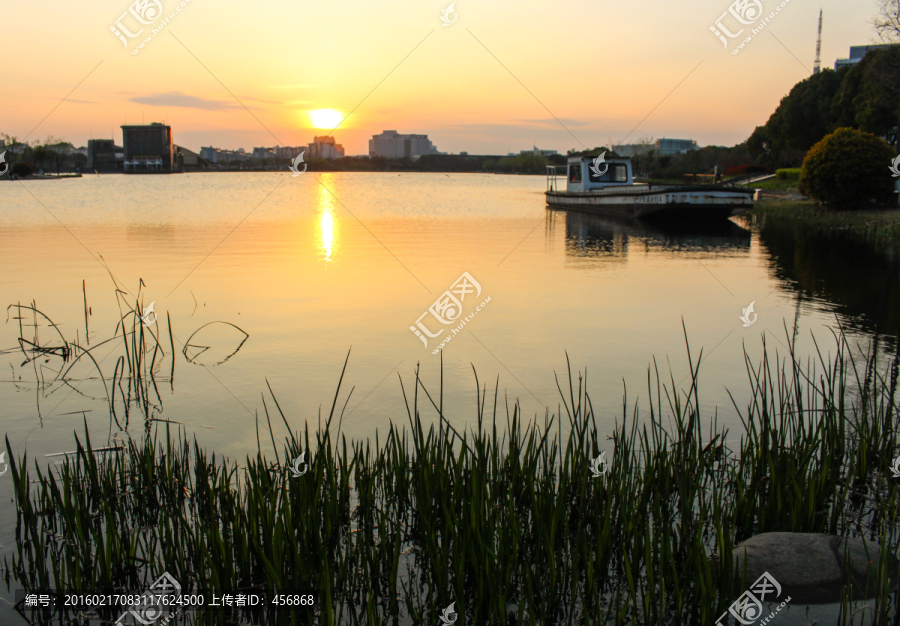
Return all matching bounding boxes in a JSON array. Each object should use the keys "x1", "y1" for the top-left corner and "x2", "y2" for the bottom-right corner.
[
  {"x1": 655, "y1": 138, "x2": 698, "y2": 157},
  {"x1": 308, "y1": 136, "x2": 345, "y2": 160},
  {"x1": 834, "y1": 44, "x2": 899, "y2": 69},
  {"x1": 369, "y1": 130, "x2": 438, "y2": 159},
  {"x1": 87, "y1": 139, "x2": 124, "y2": 172},
  {"x1": 121, "y1": 123, "x2": 174, "y2": 172}
]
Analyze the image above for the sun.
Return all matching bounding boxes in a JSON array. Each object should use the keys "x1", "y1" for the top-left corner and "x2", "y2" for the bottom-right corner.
[{"x1": 308, "y1": 109, "x2": 344, "y2": 130}]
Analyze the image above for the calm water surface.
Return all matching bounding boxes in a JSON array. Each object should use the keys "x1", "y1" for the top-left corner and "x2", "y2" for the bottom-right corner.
[{"x1": 0, "y1": 172, "x2": 895, "y2": 619}]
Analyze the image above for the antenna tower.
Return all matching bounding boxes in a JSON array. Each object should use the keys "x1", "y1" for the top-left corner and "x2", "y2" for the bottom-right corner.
[{"x1": 813, "y1": 9, "x2": 823, "y2": 74}]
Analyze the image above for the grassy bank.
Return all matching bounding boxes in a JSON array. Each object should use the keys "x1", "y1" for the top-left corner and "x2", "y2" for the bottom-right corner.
[
  {"x1": 749, "y1": 178, "x2": 799, "y2": 190},
  {"x1": 753, "y1": 200, "x2": 900, "y2": 253},
  {"x1": 3, "y1": 330, "x2": 900, "y2": 625}
]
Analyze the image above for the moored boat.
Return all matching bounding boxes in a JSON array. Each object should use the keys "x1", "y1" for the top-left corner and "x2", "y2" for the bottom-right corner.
[{"x1": 545, "y1": 155, "x2": 754, "y2": 220}]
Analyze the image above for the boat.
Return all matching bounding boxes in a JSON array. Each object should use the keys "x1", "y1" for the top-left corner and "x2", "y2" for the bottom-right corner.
[{"x1": 545, "y1": 156, "x2": 754, "y2": 220}]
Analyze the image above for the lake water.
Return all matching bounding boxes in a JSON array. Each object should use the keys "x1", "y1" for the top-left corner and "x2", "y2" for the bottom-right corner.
[{"x1": 0, "y1": 172, "x2": 896, "y2": 621}]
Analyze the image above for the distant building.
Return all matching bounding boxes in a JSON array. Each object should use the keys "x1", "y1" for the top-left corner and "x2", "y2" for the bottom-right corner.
[
  {"x1": 87, "y1": 139, "x2": 124, "y2": 172},
  {"x1": 369, "y1": 130, "x2": 438, "y2": 159},
  {"x1": 252, "y1": 147, "x2": 276, "y2": 159},
  {"x1": 46, "y1": 142, "x2": 76, "y2": 155},
  {"x1": 121, "y1": 123, "x2": 174, "y2": 172},
  {"x1": 200, "y1": 146, "x2": 218, "y2": 162},
  {"x1": 200, "y1": 147, "x2": 250, "y2": 163},
  {"x1": 520, "y1": 146, "x2": 558, "y2": 157},
  {"x1": 307, "y1": 136, "x2": 345, "y2": 160},
  {"x1": 175, "y1": 145, "x2": 211, "y2": 171},
  {"x1": 613, "y1": 143, "x2": 654, "y2": 157},
  {"x1": 835, "y1": 44, "x2": 899, "y2": 69},
  {"x1": 274, "y1": 145, "x2": 305, "y2": 159},
  {"x1": 655, "y1": 138, "x2": 698, "y2": 156},
  {"x1": 246, "y1": 146, "x2": 308, "y2": 160}
]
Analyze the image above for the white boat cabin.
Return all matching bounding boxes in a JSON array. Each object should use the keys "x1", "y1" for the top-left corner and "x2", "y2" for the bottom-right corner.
[{"x1": 566, "y1": 156, "x2": 633, "y2": 193}]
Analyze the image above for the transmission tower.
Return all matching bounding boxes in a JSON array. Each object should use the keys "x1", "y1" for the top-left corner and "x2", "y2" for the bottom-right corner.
[{"x1": 814, "y1": 9, "x2": 823, "y2": 74}]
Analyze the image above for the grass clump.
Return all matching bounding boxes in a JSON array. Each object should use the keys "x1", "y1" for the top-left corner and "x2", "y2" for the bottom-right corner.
[{"x1": 3, "y1": 329, "x2": 900, "y2": 625}]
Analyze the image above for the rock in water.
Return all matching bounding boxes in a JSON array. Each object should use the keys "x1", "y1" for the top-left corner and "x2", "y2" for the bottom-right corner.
[{"x1": 731, "y1": 532, "x2": 898, "y2": 604}]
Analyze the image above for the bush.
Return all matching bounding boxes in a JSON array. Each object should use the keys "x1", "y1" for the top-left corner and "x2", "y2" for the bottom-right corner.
[
  {"x1": 12, "y1": 162, "x2": 35, "y2": 177},
  {"x1": 725, "y1": 164, "x2": 767, "y2": 176},
  {"x1": 799, "y1": 127, "x2": 896, "y2": 208},
  {"x1": 775, "y1": 168, "x2": 802, "y2": 180}
]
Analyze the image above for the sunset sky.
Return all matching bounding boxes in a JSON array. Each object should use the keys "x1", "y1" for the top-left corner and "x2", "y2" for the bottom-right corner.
[{"x1": 1, "y1": 0, "x2": 883, "y2": 155}]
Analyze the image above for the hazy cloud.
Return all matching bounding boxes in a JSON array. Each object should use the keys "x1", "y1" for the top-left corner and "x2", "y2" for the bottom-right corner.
[
  {"x1": 129, "y1": 91, "x2": 244, "y2": 111},
  {"x1": 516, "y1": 118, "x2": 594, "y2": 128}
]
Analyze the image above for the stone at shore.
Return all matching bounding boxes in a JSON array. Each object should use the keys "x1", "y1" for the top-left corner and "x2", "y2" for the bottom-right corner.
[{"x1": 728, "y1": 532, "x2": 898, "y2": 605}]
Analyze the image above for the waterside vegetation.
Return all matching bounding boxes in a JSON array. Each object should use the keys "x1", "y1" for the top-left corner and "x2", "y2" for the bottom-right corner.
[
  {"x1": 753, "y1": 200, "x2": 900, "y2": 253},
  {"x1": 3, "y1": 325, "x2": 900, "y2": 625}
]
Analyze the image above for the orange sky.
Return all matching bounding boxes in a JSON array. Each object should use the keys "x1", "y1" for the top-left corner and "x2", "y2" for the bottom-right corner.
[{"x1": 0, "y1": 0, "x2": 883, "y2": 155}]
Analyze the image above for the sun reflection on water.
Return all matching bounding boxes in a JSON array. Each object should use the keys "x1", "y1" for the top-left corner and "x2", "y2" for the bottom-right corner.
[{"x1": 317, "y1": 180, "x2": 339, "y2": 262}]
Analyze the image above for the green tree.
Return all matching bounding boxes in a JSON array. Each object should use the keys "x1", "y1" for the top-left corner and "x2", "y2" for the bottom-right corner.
[
  {"x1": 799, "y1": 127, "x2": 896, "y2": 208},
  {"x1": 32, "y1": 145, "x2": 49, "y2": 172},
  {"x1": 832, "y1": 46, "x2": 900, "y2": 148},
  {"x1": 764, "y1": 70, "x2": 844, "y2": 161}
]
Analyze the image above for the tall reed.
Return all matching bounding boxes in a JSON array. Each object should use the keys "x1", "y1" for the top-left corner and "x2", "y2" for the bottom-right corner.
[{"x1": 3, "y1": 328, "x2": 899, "y2": 625}]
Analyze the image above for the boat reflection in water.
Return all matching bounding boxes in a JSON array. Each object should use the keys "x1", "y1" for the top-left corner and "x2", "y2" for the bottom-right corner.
[{"x1": 547, "y1": 208, "x2": 751, "y2": 266}]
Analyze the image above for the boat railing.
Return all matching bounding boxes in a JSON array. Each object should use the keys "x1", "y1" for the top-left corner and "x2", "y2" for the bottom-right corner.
[{"x1": 546, "y1": 165, "x2": 559, "y2": 192}]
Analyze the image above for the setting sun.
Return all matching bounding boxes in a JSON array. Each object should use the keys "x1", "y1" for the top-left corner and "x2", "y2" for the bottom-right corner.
[{"x1": 308, "y1": 109, "x2": 344, "y2": 130}]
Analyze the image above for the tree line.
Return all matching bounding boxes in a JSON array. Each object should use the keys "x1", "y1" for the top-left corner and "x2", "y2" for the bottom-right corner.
[
  {"x1": 748, "y1": 45, "x2": 900, "y2": 168},
  {"x1": 1, "y1": 134, "x2": 88, "y2": 176}
]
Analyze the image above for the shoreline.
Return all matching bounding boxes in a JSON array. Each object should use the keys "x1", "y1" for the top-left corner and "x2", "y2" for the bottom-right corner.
[{"x1": 752, "y1": 199, "x2": 900, "y2": 251}]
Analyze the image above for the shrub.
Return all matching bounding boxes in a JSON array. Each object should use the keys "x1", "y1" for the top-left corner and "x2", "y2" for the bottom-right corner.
[
  {"x1": 775, "y1": 168, "x2": 802, "y2": 180},
  {"x1": 12, "y1": 161, "x2": 35, "y2": 177},
  {"x1": 799, "y1": 127, "x2": 895, "y2": 208}
]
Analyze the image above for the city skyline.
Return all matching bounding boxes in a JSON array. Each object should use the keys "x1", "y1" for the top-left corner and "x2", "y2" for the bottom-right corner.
[{"x1": 0, "y1": 0, "x2": 884, "y2": 156}]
